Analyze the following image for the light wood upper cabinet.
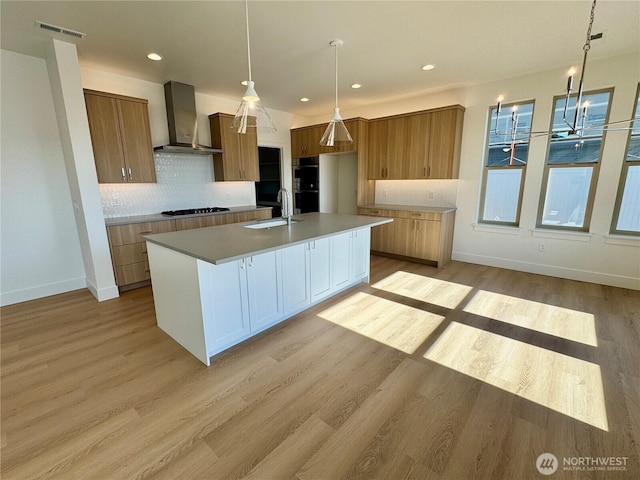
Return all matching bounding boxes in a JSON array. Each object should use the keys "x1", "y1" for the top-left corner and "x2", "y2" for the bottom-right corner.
[
  {"x1": 84, "y1": 90, "x2": 156, "y2": 184},
  {"x1": 290, "y1": 119, "x2": 361, "y2": 158},
  {"x1": 366, "y1": 106, "x2": 464, "y2": 180},
  {"x1": 404, "y1": 113, "x2": 431, "y2": 179},
  {"x1": 291, "y1": 125, "x2": 324, "y2": 158},
  {"x1": 209, "y1": 113, "x2": 259, "y2": 181},
  {"x1": 367, "y1": 119, "x2": 391, "y2": 179},
  {"x1": 428, "y1": 107, "x2": 464, "y2": 179}
]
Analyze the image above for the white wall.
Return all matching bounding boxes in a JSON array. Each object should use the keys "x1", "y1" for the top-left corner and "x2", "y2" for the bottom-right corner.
[
  {"x1": 299, "y1": 53, "x2": 640, "y2": 289},
  {"x1": 0, "y1": 49, "x2": 86, "y2": 305},
  {"x1": 319, "y1": 152, "x2": 358, "y2": 214}
]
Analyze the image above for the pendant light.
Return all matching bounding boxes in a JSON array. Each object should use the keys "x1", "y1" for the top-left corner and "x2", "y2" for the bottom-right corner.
[
  {"x1": 320, "y1": 39, "x2": 353, "y2": 147},
  {"x1": 231, "y1": 0, "x2": 276, "y2": 134}
]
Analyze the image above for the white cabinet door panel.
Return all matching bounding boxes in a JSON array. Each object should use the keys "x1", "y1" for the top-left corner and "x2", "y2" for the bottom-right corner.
[
  {"x1": 331, "y1": 232, "x2": 352, "y2": 290},
  {"x1": 201, "y1": 260, "x2": 250, "y2": 352},
  {"x1": 351, "y1": 228, "x2": 370, "y2": 280},
  {"x1": 281, "y1": 243, "x2": 310, "y2": 314},
  {"x1": 247, "y1": 251, "x2": 283, "y2": 330},
  {"x1": 309, "y1": 238, "x2": 332, "y2": 302}
]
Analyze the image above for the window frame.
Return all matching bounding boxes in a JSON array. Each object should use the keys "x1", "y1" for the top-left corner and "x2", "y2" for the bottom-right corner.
[
  {"x1": 478, "y1": 99, "x2": 535, "y2": 227},
  {"x1": 610, "y1": 83, "x2": 640, "y2": 236},
  {"x1": 536, "y1": 87, "x2": 614, "y2": 232}
]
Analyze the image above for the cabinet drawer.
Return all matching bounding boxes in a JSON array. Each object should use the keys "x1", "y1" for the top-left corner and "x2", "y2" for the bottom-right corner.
[
  {"x1": 396, "y1": 210, "x2": 441, "y2": 221},
  {"x1": 115, "y1": 261, "x2": 150, "y2": 285},
  {"x1": 175, "y1": 216, "x2": 218, "y2": 231},
  {"x1": 112, "y1": 243, "x2": 148, "y2": 266},
  {"x1": 357, "y1": 207, "x2": 393, "y2": 217},
  {"x1": 108, "y1": 220, "x2": 175, "y2": 246}
]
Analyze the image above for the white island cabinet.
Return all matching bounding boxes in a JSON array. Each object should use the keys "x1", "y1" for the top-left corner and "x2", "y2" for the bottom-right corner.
[{"x1": 145, "y1": 213, "x2": 390, "y2": 365}]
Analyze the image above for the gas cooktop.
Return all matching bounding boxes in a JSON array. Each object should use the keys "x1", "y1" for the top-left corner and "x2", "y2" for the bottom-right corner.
[{"x1": 161, "y1": 207, "x2": 230, "y2": 216}]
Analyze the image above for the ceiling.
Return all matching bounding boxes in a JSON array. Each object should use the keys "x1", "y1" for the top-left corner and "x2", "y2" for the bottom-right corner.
[{"x1": 1, "y1": 1, "x2": 638, "y2": 118}]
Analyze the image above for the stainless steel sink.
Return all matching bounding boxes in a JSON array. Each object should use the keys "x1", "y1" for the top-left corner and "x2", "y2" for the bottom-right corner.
[{"x1": 243, "y1": 219, "x2": 298, "y2": 229}]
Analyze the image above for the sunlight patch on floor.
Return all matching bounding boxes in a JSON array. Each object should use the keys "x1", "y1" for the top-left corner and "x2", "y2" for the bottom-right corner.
[
  {"x1": 318, "y1": 292, "x2": 444, "y2": 354},
  {"x1": 424, "y1": 322, "x2": 608, "y2": 431},
  {"x1": 462, "y1": 290, "x2": 598, "y2": 347},
  {"x1": 372, "y1": 271, "x2": 474, "y2": 310}
]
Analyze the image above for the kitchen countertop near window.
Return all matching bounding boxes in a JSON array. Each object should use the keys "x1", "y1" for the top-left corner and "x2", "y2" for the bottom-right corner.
[
  {"x1": 359, "y1": 204, "x2": 456, "y2": 213},
  {"x1": 104, "y1": 205, "x2": 272, "y2": 226}
]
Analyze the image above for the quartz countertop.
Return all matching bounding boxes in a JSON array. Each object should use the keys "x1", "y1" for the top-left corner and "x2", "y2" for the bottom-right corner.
[
  {"x1": 144, "y1": 212, "x2": 392, "y2": 265},
  {"x1": 104, "y1": 205, "x2": 272, "y2": 226},
  {"x1": 359, "y1": 204, "x2": 456, "y2": 214}
]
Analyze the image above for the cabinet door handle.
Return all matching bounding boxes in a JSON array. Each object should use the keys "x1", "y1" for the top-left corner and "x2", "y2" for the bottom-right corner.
[
  {"x1": 424, "y1": 167, "x2": 427, "y2": 177},
  {"x1": 128, "y1": 168, "x2": 132, "y2": 181},
  {"x1": 240, "y1": 258, "x2": 245, "y2": 269},
  {"x1": 427, "y1": 166, "x2": 431, "y2": 177},
  {"x1": 139, "y1": 230, "x2": 153, "y2": 234},
  {"x1": 416, "y1": 220, "x2": 420, "y2": 231},
  {"x1": 248, "y1": 256, "x2": 253, "y2": 267},
  {"x1": 411, "y1": 212, "x2": 422, "y2": 217},
  {"x1": 370, "y1": 210, "x2": 379, "y2": 214},
  {"x1": 121, "y1": 167, "x2": 126, "y2": 181}
]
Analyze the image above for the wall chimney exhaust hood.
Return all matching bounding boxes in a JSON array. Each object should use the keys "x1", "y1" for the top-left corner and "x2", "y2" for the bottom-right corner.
[{"x1": 154, "y1": 81, "x2": 222, "y2": 155}]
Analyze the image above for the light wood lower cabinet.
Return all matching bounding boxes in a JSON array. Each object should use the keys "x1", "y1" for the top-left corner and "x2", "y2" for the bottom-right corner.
[
  {"x1": 358, "y1": 207, "x2": 455, "y2": 267},
  {"x1": 108, "y1": 220, "x2": 175, "y2": 289},
  {"x1": 107, "y1": 210, "x2": 272, "y2": 290}
]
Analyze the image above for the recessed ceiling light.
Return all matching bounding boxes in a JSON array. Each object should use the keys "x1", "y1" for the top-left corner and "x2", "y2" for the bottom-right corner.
[
  {"x1": 300, "y1": 97, "x2": 310, "y2": 102},
  {"x1": 421, "y1": 64, "x2": 435, "y2": 71},
  {"x1": 351, "y1": 83, "x2": 362, "y2": 89},
  {"x1": 147, "y1": 53, "x2": 162, "y2": 61}
]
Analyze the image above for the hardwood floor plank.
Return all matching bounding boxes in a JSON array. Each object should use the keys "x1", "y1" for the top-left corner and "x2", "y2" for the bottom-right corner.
[
  {"x1": 295, "y1": 358, "x2": 428, "y2": 480},
  {"x1": 2, "y1": 407, "x2": 141, "y2": 480},
  {"x1": 1, "y1": 257, "x2": 638, "y2": 480},
  {"x1": 243, "y1": 415, "x2": 334, "y2": 480}
]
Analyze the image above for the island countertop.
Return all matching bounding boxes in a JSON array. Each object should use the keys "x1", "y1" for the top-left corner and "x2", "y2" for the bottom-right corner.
[{"x1": 144, "y1": 212, "x2": 392, "y2": 265}]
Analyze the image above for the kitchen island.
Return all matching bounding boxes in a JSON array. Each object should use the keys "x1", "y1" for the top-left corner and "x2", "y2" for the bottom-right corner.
[{"x1": 145, "y1": 212, "x2": 392, "y2": 365}]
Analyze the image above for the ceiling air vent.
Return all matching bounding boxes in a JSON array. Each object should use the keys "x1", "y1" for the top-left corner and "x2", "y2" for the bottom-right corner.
[{"x1": 35, "y1": 21, "x2": 86, "y2": 39}]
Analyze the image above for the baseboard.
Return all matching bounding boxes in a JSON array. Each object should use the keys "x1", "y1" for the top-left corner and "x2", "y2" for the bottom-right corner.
[
  {"x1": 452, "y1": 251, "x2": 640, "y2": 291},
  {"x1": 86, "y1": 278, "x2": 120, "y2": 302},
  {"x1": 0, "y1": 277, "x2": 87, "y2": 306}
]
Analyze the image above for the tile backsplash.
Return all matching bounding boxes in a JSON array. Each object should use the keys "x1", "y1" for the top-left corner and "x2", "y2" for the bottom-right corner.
[
  {"x1": 100, "y1": 153, "x2": 256, "y2": 217},
  {"x1": 374, "y1": 179, "x2": 458, "y2": 207}
]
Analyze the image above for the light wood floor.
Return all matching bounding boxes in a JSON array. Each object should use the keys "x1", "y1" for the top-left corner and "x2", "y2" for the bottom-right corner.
[{"x1": 2, "y1": 256, "x2": 639, "y2": 479}]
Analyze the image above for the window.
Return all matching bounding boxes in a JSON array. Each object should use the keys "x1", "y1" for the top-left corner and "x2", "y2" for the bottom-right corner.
[
  {"x1": 611, "y1": 84, "x2": 640, "y2": 236},
  {"x1": 479, "y1": 101, "x2": 534, "y2": 225},
  {"x1": 538, "y1": 89, "x2": 613, "y2": 231}
]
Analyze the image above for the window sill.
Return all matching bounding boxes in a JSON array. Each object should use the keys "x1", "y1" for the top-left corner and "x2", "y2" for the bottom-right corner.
[
  {"x1": 530, "y1": 228, "x2": 593, "y2": 242},
  {"x1": 604, "y1": 234, "x2": 640, "y2": 247},
  {"x1": 472, "y1": 223, "x2": 521, "y2": 235}
]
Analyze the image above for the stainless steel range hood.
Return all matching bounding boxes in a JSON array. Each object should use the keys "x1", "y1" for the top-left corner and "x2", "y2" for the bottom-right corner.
[{"x1": 154, "y1": 81, "x2": 222, "y2": 155}]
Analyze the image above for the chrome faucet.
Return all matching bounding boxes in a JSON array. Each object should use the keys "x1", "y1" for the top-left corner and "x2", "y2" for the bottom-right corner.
[{"x1": 277, "y1": 187, "x2": 292, "y2": 225}]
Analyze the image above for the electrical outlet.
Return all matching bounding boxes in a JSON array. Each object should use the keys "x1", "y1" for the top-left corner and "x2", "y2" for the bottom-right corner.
[
  {"x1": 225, "y1": 193, "x2": 231, "y2": 200},
  {"x1": 383, "y1": 189, "x2": 388, "y2": 197},
  {"x1": 427, "y1": 191, "x2": 435, "y2": 199},
  {"x1": 538, "y1": 242, "x2": 546, "y2": 252}
]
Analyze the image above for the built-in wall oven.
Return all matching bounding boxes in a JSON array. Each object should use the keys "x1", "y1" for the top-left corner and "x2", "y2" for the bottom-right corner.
[{"x1": 293, "y1": 157, "x2": 319, "y2": 214}]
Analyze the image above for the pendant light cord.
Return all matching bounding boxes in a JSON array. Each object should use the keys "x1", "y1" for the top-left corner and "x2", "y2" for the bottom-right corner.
[
  {"x1": 245, "y1": 0, "x2": 252, "y2": 83},
  {"x1": 334, "y1": 44, "x2": 339, "y2": 110}
]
